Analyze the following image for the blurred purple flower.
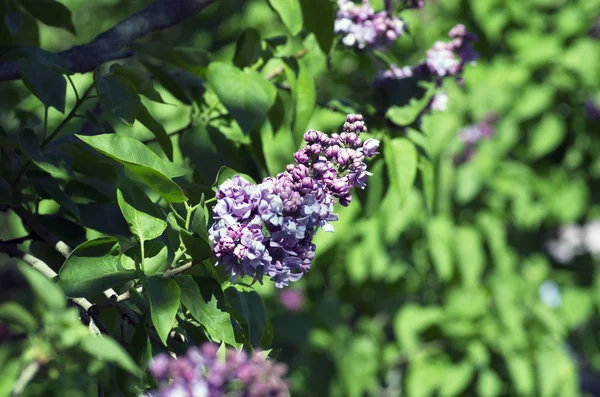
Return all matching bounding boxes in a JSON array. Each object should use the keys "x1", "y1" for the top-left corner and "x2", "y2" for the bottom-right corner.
[
  {"x1": 455, "y1": 114, "x2": 497, "y2": 162},
  {"x1": 277, "y1": 289, "x2": 306, "y2": 312},
  {"x1": 147, "y1": 343, "x2": 289, "y2": 397},
  {"x1": 335, "y1": 0, "x2": 406, "y2": 50},
  {"x1": 586, "y1": 98, "x2": 600, "y2": 120}
]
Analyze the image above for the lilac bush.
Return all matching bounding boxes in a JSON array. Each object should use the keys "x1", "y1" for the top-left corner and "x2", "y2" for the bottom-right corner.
[
  {"x1": 209, "y1": 115, "x2": 380, "y2": 287},
  {"x1": 147, "y1": 343, "x2": 289, "y2": 397},
  {"x1": 334, "y1": 0, "x2": 406, "y2": 50}
]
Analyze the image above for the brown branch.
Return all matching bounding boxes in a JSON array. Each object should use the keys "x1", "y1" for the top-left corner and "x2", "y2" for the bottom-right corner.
[{"x1": 0, "y1": 0, "x2": 216, "y2": 82}]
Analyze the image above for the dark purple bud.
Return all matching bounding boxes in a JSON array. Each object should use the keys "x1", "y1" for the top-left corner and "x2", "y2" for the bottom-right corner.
[
  {"x1": 309, "y1": 143, "x2": 322, "y2": 155},
  {"x1": 325, "y1": 145, "x2": 340, "y2": 159},
  {"x1": 304, "y1": 130, "x2": 319, "y2": 143},
  {"x1": 338, "y1": 150, "x2": 350, "y2": 166},
  {"x1": 362, "y1": 138, "x2": 380, "y2": 157},
  {"x1": 294, "y1": 149, "x2": 310, "y2": 164}
]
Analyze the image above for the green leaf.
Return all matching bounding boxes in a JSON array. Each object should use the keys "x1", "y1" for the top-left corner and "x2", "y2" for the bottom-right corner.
[
  {"x1": 94, "y1": 72, "x2": 141, "y2": 126},
  {"x1": 141, "y1": 60, "x2": 192, "y2": 105},
  {"x1": 134, "y1": 44, "x2": 212, "y2": 76},
  {"x1": 225, "y1": 286, "x2": 267, "y2": 346},
  {"x1": 136, "y1": 103, "x2": 173, "y2": 161},
  {"x1": 439, "y1": 362, "x2": 474, "y2": 397},
  {"x1": 110, "y1": 64, "x2": 166, "y2": 104},
  {"x1": 386, "y1": 94, "x2": 432, "y2": 127},
  {"x1": 76, "y1": 134, "x2": 187, "y2": 202},
  {"x1": 477, "y1": 369, "x2": 503, "y2": 397},
  {"x1": 180, "y1": 228, "x2": 212, "y2": 261},
  {"x1": 0, "y1": 176, "x2": 13, "y2": 204},
  {"x1": 176, "y1": 275, "x2": 239, "y2": 346},
  {"x1": 512, "y1": 85, "x2": 554, "y2": 120},
  {"x1": 147, "y1": 277, "x2": 181, "y2": 346},
  {"x1": 122, "y1": 241, "x2": 168, "y2": 276},
  {"x1": 116, "y1": 187, "x2": 166, "y2": 241},
  {"x1": 18, "y1": 58, "x2": 66, "y2": 113},
  {"x1": 269, "y1": 0, "x2": 303, "y2": 35},
  {"x1": 128, "y1": 312, "x2": 152, "y2": 369},
  {"x1": 427, "y1": 217, "x2": 454, "y2": 282},
  {"x1": 5, "y1": 11, "x2": 24, "y2": 36},
  {"x1": 18, "y1": 263, "x2": 66, "y2": 311},
  {"x1": 0, "y1": 302, "x2": 37, "y2": 332},
  {"x1": 212, "y1": 166, "x2": 257, "y2": 190},
  {"x1": 383, "y1": 137, "x2": 418, "y2": 204},
  {"x1": 299, "y1": 0, "x2": 334, "y2": 53},
  {"x1": 80, "y1": 336, "x2": 140, "y2": 375},
  {"x1": 419, "y1": 156, "x2": 435, "y2": 213},
  {"x1": 454, "y1": 227, "x2": 484, "y2": 288},
  {"x1": 233, "y1": 28, "x2": 262, "y2": 68},
  {"x1": 394, "y1": 304, "x2": 442, "y2": 351},
  {"x1": 39, "y1": 180, "x2": 80, "y2": 221},
  {"x1": 528, "y1": 114, "x2": 565, "y2": 159},
  {"x1": 293, "y1": 60, "x2": 316, "y2": 141},
  {"x1": 1, "y1": 46, "x2": 71, "y2": 73},
  {"x1": 18, "y1": 0, "x2": 75, "y2": 34},
  {"x1": 58, "y1": 237, "x2": 135, "y2": 297},
  {"x1": 506, "y1": 356, "x2": 534, "y2": 395},
  {"x1": 18, "y1": 128, "x2": 72, "y2": 178},
  {"x1": 207, "y1": 62, "x2": 277, "y2": 134}
]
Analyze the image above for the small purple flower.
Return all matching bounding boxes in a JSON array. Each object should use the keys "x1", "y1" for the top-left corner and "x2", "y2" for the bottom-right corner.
[
  {"x1": 430, "y1": 91, "x2": 448, "y2": 112},
  {"x1": 361, "y1": 138, "x2": 380, "y2": 157},
  {"x1": 146, "y1": 343, "x2": 289, "y2": 397},
  {"x1": 335, "y1": 0, "x2": 406, "y2": 50},
  {"x1": 278, "y1": 289, "x2": 306, "y2": 312}
]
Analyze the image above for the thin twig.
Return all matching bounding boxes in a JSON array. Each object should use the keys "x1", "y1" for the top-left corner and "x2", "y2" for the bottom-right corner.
[
  {"x1": 163, "y1": 259, "x2": 204, "y2": 278},
  {"x1": 0, "y1": 243, "x2": 104, "y2": 336},
  {"x1": 10, "y1": 360, "x2": 40, "y2": 397},
  {"x1": 0, "y1": 0, "x2": 217, "y2": 82}
]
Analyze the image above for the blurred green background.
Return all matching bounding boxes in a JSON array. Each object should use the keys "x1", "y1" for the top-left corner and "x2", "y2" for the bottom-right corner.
[{"x1": 2, "y1": 0, "x2": 600, "y2": 396}]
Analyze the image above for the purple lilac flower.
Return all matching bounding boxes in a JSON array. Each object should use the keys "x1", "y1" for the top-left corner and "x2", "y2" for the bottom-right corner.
[
  {"x1": 380, "y1": 24, "x2": 478, "y2": 83},
  {"x1": 147, "y1": 343, "x2": 289, "y2": 397},
  {"x1": 277, "y1": 289, "x2": 306, "y2": 312},
  {"x1": 546, "y1": 221, "x2": 600, "y2": 264},
  {"x1": 455, "y1": 115, "x2": 496, "y2": 162},
  {"x1": 209, "y1": 115, "x2": 379, "y2": 287},
  {"x1": 430, "y1": 91, "x2": 448, "y2": 112},
  {"x1": 335, "y1": 0, "x2": 406, "y2": 50}
]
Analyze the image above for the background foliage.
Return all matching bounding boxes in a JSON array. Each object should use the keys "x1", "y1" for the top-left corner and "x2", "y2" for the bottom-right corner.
[{"x1": 1, "y1": 0, "x2": 600, "y2": 396}]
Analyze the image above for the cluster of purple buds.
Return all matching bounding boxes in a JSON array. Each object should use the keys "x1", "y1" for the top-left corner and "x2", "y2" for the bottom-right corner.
[
  {"x1": 334, "y1": 0, "x2": 406, "y2": 50},
  {"x1": 379, "y1": 24, "x2": 478, "y2": 83},
  {"x1": 209, "y1": 115, "x2": 379, "y2": 287},
  {"x1": 456, "y1": 115, "x2": 496, "y2": 162},
  {"x1": 147, "y1": 343, "x2": 289, "y2": 397}
]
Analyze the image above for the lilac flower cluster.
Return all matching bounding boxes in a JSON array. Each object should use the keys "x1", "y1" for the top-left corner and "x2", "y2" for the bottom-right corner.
[
  {"x1": 457, "y1": 115, "x2": 496, "y2": 161},
  {"x1": 334, "y1": 0, "x2": 406, "y2": 50},
  {"x1": 546, "y1": 221, "x2": 600, "y2": 264},
  {"x1": 381, "y1": 24, "x2": 478, "y2": 82},
  {"x1": 209, "y1": 115, "x2": 379, "y2": 287},
  {"x1": 147, "y1": 343, "x2": 289, "y2": 397}
]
